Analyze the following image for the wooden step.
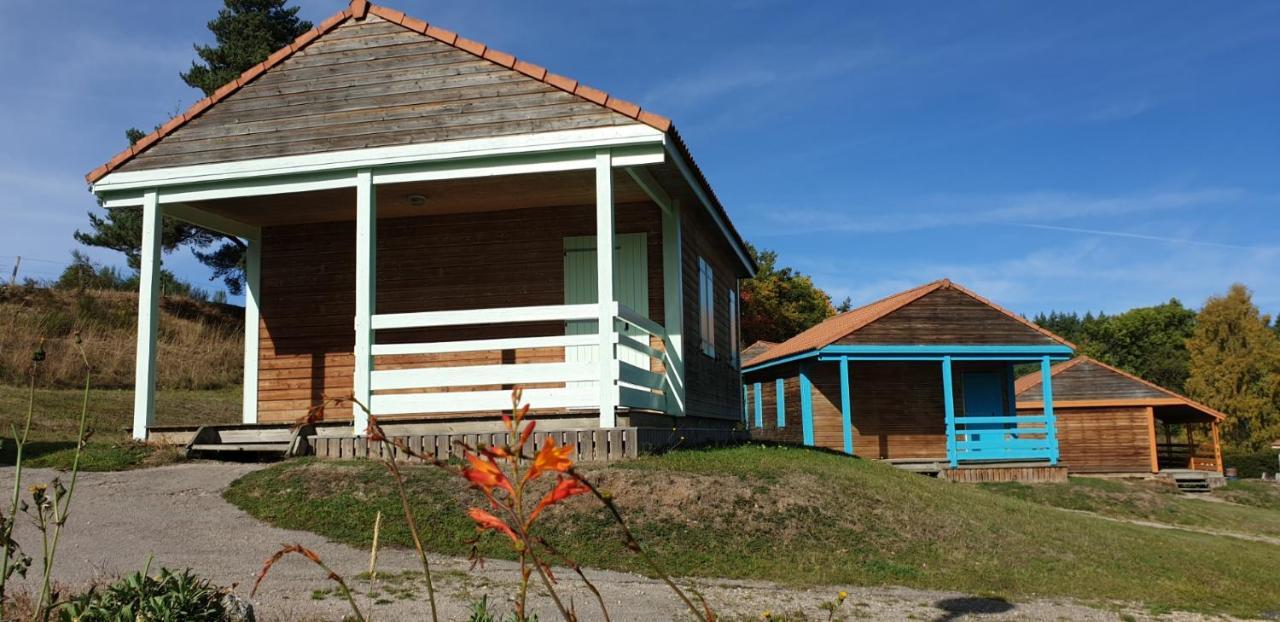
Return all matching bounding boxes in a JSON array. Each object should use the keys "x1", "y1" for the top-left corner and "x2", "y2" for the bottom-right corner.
[{"x1": 190, "y1": 443, "x2": 292, "y2": 453}]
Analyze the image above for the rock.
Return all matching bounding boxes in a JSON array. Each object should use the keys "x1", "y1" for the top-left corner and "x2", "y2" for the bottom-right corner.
[{"x1": 221, "y1": 593, "x2": 256, "y2": 622}]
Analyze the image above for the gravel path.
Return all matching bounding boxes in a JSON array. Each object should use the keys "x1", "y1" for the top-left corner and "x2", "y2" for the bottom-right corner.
[{"x1": 0, "y1": 462, "x2": 1252, "y2": 621}]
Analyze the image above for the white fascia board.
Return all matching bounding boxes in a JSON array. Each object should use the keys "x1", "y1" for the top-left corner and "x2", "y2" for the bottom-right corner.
[
  {"x1": 91, "y1": 125, "x2": 666, "y2": 194},
  {"x1": 372, "y1": 143, "x2": 663, "y2": 186},
  {"x1": 664, "y1": 142, "x2": 755, "y2": 276}
]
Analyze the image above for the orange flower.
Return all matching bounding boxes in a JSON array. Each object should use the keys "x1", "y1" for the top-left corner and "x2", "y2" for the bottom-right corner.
[
  {"x1": 518, "y1": 419, "x2": 536, "y2": 451},
  {"x1": 462, "y1": 452, "x2": 514, "y2": 495},
  {"x1": 529, "y1": 476, "x2": 590, "y2": 522},
  {"x1": 468, "y1": 508, "x2": 518, "y2": 544},
  {"x1": 525, "y1": 437, "x2": 574, "y2": 482}
]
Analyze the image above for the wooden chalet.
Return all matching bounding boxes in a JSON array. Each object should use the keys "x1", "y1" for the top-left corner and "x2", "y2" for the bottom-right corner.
[
  {"x1": 1015, "y1": 357, "x2": 1225, "y2": 474},
  {"x1": 741, "y1": 279, "x2": 1075, "y2": 480},
  {"x1": 87, "y1": 0, "x2": 755, "y2": 453}
]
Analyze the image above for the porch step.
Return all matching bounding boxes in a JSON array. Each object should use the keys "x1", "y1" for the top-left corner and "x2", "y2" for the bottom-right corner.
[
  {"x1": 1163, "y1": 470, "x2": 1223, "y2": 493},
  {"x1": 184, "y1": 424, "x2": 312, "y2": 460}
]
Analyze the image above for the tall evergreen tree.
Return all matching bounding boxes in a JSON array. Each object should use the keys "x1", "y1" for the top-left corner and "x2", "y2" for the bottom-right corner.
[
  {"x1": 1185, "y1": 284, "x2": 1280, "y2": 451},
  {"x1": 738, "y1": 245, "x2": 837, "y2": 346},
  {"x1": 76, "y1": 0, "x2": 311, "y2": 294}
]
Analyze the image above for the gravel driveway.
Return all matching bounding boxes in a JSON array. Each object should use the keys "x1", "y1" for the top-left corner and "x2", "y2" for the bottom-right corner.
[{"x1": 0, "y1": 462, "x2": 1246, "y2": 621}]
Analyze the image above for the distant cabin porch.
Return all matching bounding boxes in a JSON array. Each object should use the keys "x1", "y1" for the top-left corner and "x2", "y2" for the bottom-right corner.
[
  {"x1": 744, "y1": 346, "x2": 1075, "y2": 469},
  {"x1": 94, "y1": 128, "x2": 749, "y2": 441}
]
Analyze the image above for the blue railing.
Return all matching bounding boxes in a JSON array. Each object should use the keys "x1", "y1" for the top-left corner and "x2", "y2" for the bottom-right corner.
[{"x1": 949, "y1": 414, "x2": 1057, "y2": 464}]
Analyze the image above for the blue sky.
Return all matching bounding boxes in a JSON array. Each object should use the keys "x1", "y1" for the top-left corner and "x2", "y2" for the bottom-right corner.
[{"x1": 3, "y1": 0, "x2": 1278, "y2": 317}]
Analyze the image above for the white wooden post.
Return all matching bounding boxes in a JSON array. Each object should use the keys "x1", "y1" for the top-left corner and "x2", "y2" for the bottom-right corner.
[
  {"x1": 132, "y1": 190, "x2": 161, "y2": 441},
  {"x1": 595, "y1": 150, "x2": 618, "y2": 426},
  {"x1": 353, "y1": 169, "x2": 376, "y2": 435},
  {"x1": 241, "y1": 234, "x2": 262, "y2": 424},
  {"x1": 661, "y1": 199, "x2": 685, "y2": 416}
]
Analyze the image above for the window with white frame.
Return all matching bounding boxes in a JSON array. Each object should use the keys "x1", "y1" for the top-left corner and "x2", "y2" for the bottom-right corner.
[
  {"x1": 727, "y1": 287, "x2": 740, "y2": 367},
  {"x1": 698, "y1": 257, "x2": 715, "y2": 357}
]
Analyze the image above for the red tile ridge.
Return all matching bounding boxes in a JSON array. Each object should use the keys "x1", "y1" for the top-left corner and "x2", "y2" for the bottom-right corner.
[{"x1": 350, "y1": 0, "x2": 369, "y2": 19}]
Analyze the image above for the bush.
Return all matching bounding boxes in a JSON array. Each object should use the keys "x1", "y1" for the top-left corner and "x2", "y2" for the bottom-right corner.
[
  {"x1": 57, "y1": 567, "x2": 226, "y2": 622},
  {"x1": 1223, "y1": 450, "x2": 1279, "y2": 478}
]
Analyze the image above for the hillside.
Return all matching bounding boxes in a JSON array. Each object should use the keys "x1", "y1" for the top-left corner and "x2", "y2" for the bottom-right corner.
[
  {"x1": 226, "y1": 445, "x2": 1280, "y2": 618},
  {"x1": 0, "y1": 285, "x2": 244, "y2": 389}
]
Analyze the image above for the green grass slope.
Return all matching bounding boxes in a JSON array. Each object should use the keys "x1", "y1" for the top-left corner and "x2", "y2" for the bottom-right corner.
[{"x1": 225, "y1": 445, "x2": 1280, "y2": 617}]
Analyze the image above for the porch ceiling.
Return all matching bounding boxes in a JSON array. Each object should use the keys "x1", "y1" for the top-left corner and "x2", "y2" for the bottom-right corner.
[{"x1": 190, "y1": 168, "x2": 652, "y2": 226}]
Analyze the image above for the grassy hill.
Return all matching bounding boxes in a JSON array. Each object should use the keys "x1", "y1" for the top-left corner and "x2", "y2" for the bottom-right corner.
[
  {"x1": 0, "y1": 286, "x2": 243, "y2": 467},
  {"x1": 1, "y1": 285, "x2": 243, "y2": 389},
  {"x1": 226, "y1": 445, "x2": 1280, "y2": 618}
]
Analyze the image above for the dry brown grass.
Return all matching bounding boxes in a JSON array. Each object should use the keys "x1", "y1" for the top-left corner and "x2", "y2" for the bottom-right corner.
[{"x1": 0, "y1": 286, "x2": 243, "y2": 390}]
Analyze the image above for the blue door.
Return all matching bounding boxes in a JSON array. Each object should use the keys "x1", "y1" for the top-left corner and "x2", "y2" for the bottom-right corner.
[{"x1": 961, "y1": 372, "x2": 1005, "y2": 445}]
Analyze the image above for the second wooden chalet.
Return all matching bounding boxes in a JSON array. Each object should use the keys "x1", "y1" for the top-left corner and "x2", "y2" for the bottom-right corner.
[{"x1": 741, "y1": 279, "x2": 1075, "y2": 481}]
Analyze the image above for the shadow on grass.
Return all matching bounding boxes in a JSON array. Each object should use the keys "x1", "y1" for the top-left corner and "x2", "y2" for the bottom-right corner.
[{"x1": 0, "y1": 439, "x2": 78, "y2": 467}]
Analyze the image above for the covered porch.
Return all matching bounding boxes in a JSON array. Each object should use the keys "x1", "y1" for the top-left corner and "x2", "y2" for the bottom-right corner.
[{"x1": 95, "y1": 128, "x2": 721, "y2": 440}]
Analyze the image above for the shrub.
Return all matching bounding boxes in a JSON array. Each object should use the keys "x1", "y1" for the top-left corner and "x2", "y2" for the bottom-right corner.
[
  {"x1": 57, "y1": 567, "x2": 226, "y2": 622},
  {"x1": 1223, "y1": 450, "x2": 1279, "y2": 478}
]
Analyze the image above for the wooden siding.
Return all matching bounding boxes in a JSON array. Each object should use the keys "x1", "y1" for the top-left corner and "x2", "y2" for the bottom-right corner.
[
  {"x1": 747, "y1": 364, "x2": 804, "y2": 445},
  {"x1": 680, "y1": 194, "x2": 744, "y2": 421},
  {"x1": 118, "y1": 15, "x2": 638, "y2": 172},
  {"x1": 941, "y1": 465, "x2": 1068, "y2": 484},
  {"x1": 749, "y1": 360, "x2": 1019, "y2": 460},
  {"x1": 1021, "y1": 405, "x2": 1153, "y2": 473},
  {"x1": 837, "y1": 288, "x2": 1059, "y2": 346},
  {"x1": 1017, "y1": 359, "x2": 1169, "y2": 402},
  {"x1": 257, "y1": 202, "x2": 665, "y2": 422}
]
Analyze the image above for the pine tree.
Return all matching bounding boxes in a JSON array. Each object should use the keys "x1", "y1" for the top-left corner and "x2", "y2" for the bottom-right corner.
[
  {"x1": 1185, "y1": 284, "x2": 1280, "y2": 451},
  {"x1": 77, "y1": 0, "x2": 311, "y2": 294}
]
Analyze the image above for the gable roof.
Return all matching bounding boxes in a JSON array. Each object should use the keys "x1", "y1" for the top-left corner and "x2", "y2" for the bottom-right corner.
[
  {"x1": 740, "y1": 340, "x2": 778, "y2": 362},
  {"x1": 743, "y1": 279, "x2": 1074, "y2": 368},
  {"x1": 86, "y1": 1, "x2": 670, "y2": 184},
  {"x1": 1015, "y1": 356, "x2": 1227, "y2": 420}
]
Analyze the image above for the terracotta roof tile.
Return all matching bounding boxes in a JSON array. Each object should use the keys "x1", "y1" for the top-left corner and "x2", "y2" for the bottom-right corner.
[
  {"x1": 401, "y1": 15, "x2": 428, "y2": 33},
  {"x1": 483, "y1": 48, "x2": 516, "y2": 68},
  {"x1": 543, "y1": 72, "x2": 577, "y2": 92},
  {"x1": 369, "y1": 5, "x2": 405, "y2": 24},
  {"x1": 637, "y1": 110, "x2": 672, "y2": 132},
  {"x1": 514, "y1": 60, "x2": 547, "y2": 80},
  {"x1": 605, "y1": 97, "x2": 642, "y2": 118},
  {"x1": 744, "y1": 279, "x2": 1074, "y2": 368},
  {"x1": 424, "y1": 24, "x2": 457, "y2": 44},
  {"x1": 350, "y1": 0, "x2": 369, "y2": 19},
  {"x1": 455, "y1": 36, "x2": 486, "y2": 55},
  {"x1": 574, "y1": 84, "x2": 608, "y2": 105}
]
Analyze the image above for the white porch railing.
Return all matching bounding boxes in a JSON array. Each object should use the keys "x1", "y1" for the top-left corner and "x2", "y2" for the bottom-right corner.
[{"x1": 366, "y1": 302, "x2": 670, "y2": 419}]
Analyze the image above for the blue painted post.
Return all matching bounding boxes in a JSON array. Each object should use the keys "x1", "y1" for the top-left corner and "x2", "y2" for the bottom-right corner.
[
  {"x1": 942, "y1": 356, "x2": 957, "y2": 468},
  {"x1": 1042, "y1": 356, "x2": 1059, "y2": 465},
  {"x1": 839, "y1": 356, "x2": 853, "y2": 455},
  {"x1": 776, "y1": 378, "x2": 786, "y2": 428},
  {"x1": 800, "y1": 363, "x2": 815, "y2": 446},
  {"x1": 1004, "y1": 365, "x2": 1017, "y2": 416},
  {"x1": 743, "y1": 385, "x2": 751, "y2": 428},
  {"x1": 753, "y1": 382, "x2": 763, "y2": 428}
]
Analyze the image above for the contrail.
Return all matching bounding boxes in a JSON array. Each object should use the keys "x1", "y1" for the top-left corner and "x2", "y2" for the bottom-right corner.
[{"x1": 1011, "y1": 223, "x2": 1268, "y2": 251}]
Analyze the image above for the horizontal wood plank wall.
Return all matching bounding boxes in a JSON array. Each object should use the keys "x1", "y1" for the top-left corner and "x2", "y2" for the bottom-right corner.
[
  {"x1": 1016, "y1": 359, "x2": 1169, "y2": 402},
  {"x1": 746, "y1": 364, "x2": 803, "y2": 445},
  {"x1": 118, "y1": 14, "x2": 637, "y2": 172},
  {"x1": 1021, "y1": 405, "x2": 1152, "y2": 472},
  {"x1": 258, "y1": 202, "x2": 663, "y2": 422},
  {"x1": 836, "y1": 289, "x2": 1058, "y2": 345},
  {"x1": 680, "y1": 196, "x2": 743, "y2": 421}
]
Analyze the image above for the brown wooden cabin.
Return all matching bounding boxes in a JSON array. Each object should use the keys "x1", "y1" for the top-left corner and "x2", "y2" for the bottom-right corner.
[
  {"x1": 741, "y1": 279, "x2": 1075, "y2": 480},
  {"x1": 87, "y1": 0, "x2": 755, "y2": 449},
  {"x1": 1015, "y1": 357, "x2": 1225, "y2": 474}
]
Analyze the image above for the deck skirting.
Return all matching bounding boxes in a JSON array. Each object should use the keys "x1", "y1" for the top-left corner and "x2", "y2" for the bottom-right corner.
[
  {"x1": 305, "y1": 426, "x2": 742, "y2": 463},
  {"x1": 939, "y1": 464, "x2": 1068, "y2": 484}
]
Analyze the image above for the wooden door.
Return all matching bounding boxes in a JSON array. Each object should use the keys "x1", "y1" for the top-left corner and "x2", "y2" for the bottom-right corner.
[{"x1": 563, "y1": 234, "x2": 649, "y2": 389}]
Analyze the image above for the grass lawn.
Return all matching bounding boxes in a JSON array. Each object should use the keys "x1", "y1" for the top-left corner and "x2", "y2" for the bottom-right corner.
[
  {"x1": 225, "y1": 445, "x2": 1280, "y2": 617},
  {"x1": 980, "y1": 476, "x2": 1280, "y2": 539},
  {"x1": 0, "y1": 384, "x2": 240, "y2": 470}
]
